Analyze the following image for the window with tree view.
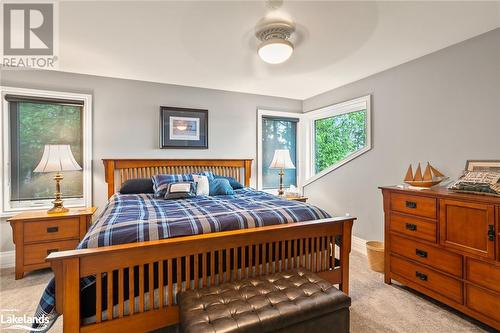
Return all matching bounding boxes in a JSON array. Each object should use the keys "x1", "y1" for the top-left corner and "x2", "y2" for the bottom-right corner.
[
  {"x1": 314, "y1": 110, "x2": 367, "y2": 173},
  {"x1": 261, "y1": 116, "x2": 298, "y2": 189},
  {"x1": 310, "y1": 96, "x2": 371, "y2": 177},
  {"x1": 8, "y1": 98, "x2": 84, "y2": 204}
]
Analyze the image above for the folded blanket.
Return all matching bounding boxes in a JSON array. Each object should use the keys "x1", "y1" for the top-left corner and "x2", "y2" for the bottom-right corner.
[{"x1": 448, "y1": 171, "x2": 500, "y2": 196}]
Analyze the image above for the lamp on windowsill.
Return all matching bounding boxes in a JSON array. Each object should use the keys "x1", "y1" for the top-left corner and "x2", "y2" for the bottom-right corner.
[
  {"x1": 269, "y1": 149, "x2": 295, "y2": 196},
  {"x1": 34, "y1": 144, "x2": 82, "y2": 214}
]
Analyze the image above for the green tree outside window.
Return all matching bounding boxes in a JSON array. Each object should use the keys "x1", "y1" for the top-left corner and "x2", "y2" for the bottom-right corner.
[
  {"x1": 10, "y1": 102, "x2": 83, "y2": 201},
  {"x1": 314, "y1": 110, "x2": 367, "y2": 173}
]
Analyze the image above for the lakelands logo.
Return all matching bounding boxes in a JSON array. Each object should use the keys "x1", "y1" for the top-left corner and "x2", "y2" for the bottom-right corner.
[
  {"x1": 1, "y1": 1, "x2": 58, "y2": 69},
  {"x1": 0, "y1": 309, "x2": 49, "y2": 331}
]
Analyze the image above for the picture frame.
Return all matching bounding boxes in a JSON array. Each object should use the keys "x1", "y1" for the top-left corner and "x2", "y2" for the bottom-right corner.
[
  {"x1": 160, "y1": 106, "x2": 208, "y2": 149},
  {"x1": 465, "y1": 160, "x2": 500, "y2": 173}
]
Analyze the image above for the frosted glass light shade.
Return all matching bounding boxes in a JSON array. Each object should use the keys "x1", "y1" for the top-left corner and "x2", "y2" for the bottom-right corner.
[
  {"x1": 34, "y1": 144, "x2": 82, "y2": 173},
  {"x1": 269, "y1": 149, "x2": 295, "y2": 169},
  {"x1": 258, "y1": 39, "x2": 293, "y2": 64}
]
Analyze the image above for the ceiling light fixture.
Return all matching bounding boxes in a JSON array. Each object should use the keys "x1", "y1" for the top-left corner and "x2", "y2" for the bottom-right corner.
[{"x1": 256, "y1": 21, "x2": 295, "y2": 64}]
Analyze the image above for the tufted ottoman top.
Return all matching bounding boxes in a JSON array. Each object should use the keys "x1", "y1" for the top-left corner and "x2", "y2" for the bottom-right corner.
[{"x1": 178, "y1": 269, "x2": 351, "y2": 333}]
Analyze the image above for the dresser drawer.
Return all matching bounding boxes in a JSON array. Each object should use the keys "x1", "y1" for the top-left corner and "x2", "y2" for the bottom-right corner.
[
  {"x1": 390, "y1": 213, "x2": 437, "y2": 243},
  {"x1": 390, "y1": 255, "x2": 463, "y2": 303},
  {"x1": 390, "y1": 234, "x2": 462, "y2": 277},
  {"x1": 466, "y1": 258, "x2": 500, "y2": 293},
  {"x1": 24, "y1": 239, "x2": 79, "y2": 265},
  {"x1": 390, "y1": 193, "x2": 437, "y2": 219},
  {"x1": 24, "y1": 218, "x2": 79, "y2": 243},
  {"x1": 466, "y1": 285, "x2": 500, "y2": 322}
]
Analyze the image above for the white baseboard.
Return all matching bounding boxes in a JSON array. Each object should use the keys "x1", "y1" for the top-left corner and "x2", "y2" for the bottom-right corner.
[
  {"x1": 352, "y1": 236, "x2": 368, "y2": 256},
  {"x1": 0, "y1": 250, "x2": 15, "y2": 269}
]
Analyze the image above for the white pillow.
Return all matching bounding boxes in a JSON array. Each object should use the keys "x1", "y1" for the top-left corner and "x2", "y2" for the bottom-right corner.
[
  {"x1": 169, "y1": 182, "x2": 192, "y2": 193},
  {"x1": 192, "y1": 175, "x2": 209, "y2": 196}
]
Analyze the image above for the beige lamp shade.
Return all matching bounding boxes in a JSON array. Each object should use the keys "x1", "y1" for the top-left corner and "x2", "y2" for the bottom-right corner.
[
  {"x1": 269, "y1": 149, "x2": 295, "y2": 169},
  {"x1": 34, "y1": 144, "x2": 82, "y2": 173}
]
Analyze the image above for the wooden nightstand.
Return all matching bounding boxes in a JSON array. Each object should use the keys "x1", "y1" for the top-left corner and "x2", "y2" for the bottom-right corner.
[
  {"x1": 8, "y1": 207, "x2": 96, "y2": 279},
  {"x1": 285, "y1": 196, "x2": 308, "y2": 203}
]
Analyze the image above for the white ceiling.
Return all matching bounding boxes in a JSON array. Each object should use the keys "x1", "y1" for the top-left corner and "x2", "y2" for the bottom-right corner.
[{"x1": 55, "y1": 1, "x2": 500, "y2": 99}]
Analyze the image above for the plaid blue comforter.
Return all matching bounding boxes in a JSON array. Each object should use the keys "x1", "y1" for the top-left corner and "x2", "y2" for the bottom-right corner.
[{"x1": 34, "y1": 188, "x2": 330, "y2": 331}]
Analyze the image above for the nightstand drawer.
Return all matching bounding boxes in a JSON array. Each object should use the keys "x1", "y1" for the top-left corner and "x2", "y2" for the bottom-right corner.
[
  {"x1": 390, "y1": 193, "x2": 437, "y2": 219},
  {"x1": 391, "y1": 255, "x2": 463, "y2": 303},
  {"x1": 24, "y1": 218, "x2": 79, "y2": 243},
  {"x1": 390, "y1": 213, "x2": 437, "y2": 243},
  {"x1": 24, "y1": 239, "x2": 79, "y2": 265},
  {"x1": 390, "y1": 234, "x2": 462, "y2": 277}
]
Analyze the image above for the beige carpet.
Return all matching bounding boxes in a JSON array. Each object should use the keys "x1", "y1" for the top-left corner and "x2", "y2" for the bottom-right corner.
[{"x1": 0, "y1": 252, "x2": 494, "y2": 333}]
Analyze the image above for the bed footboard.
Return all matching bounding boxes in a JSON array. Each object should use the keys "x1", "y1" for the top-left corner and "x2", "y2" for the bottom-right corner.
[{"x1": 47, "y1": 217, "x2": 354, "y2": 333}]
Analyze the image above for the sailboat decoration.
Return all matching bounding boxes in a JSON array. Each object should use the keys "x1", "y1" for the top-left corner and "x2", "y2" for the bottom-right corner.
[{"x1": 404, "y1": 162, "x2": 447, "y2": 188}]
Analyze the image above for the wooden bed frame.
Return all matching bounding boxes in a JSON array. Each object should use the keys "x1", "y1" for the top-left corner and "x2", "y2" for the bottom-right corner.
[{"x1": 47, "y1": 159, "x2": 355, "y2": 333}]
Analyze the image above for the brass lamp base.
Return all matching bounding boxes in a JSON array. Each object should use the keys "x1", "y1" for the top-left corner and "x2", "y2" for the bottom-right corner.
[
  {"x1": 47, "y1": 202, "x2": 69, "y2": 214},
  {"x1": 47, "y1": 172, "x2": 69, "y2": 214},
  {"x1": 277, "y1": 168, "x2": 285, "y2": 196}
]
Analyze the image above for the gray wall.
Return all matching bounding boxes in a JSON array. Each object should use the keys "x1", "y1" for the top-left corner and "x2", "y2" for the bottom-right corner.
[
  {"x1": 302, "y1": 28, "x2": 500, "y2": 242},
  {"x1": 0, "y1": 72, "x2": 301, "y2": 251}
]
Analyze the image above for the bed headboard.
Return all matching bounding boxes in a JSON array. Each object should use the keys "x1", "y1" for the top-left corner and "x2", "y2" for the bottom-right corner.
[{"x1": 102, "y1": 159, "x2": 253, "y2": 198}]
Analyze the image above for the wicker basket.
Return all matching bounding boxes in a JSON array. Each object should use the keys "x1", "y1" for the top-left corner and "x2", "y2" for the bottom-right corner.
[{"x1": 366, "y1": 241, "x2": 384, "y2": 273}]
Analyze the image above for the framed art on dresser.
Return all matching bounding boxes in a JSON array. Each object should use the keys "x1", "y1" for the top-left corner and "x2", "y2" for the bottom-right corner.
[
  {"x1": 465, "y1": 160, "x2": 500, "y2": 172},
  {"x1": 160, "y1": 106, "x2": 208, "y2": 149}
]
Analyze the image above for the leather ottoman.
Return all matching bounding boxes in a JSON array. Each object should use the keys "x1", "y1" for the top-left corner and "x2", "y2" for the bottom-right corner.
[{"x1": 178, "y1": 269, "x2": 351, "y2": 333}]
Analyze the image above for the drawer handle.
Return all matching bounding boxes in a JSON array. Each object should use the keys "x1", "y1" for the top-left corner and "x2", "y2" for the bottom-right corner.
[
  {"x1": 488, "y1": 225, "x2": 495, "y2": 241},
  {"x1": 47, "y1": 226, "x2": 59, "y2": 233},
  {"x1": 47, "y1": 249, "x2": 59, "y2": 255},
  {"x1": 405, "y1": 223, "x2": 417, "y2": 231},
  {"x1": 416, "y1": 271, "x2": 428, "y2": 281},
  {"x1": 415, "y1": 249, "x2": 428, "y2": 258},
  {"x1": 405, "y1": 201, "x2": 417, "y2": 209}
]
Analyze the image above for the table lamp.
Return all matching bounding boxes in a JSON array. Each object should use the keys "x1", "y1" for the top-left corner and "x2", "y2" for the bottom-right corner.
[
  {"x1": 269, "y1": 149, "x2": 295, "y2": 196},
  {"x1": 34, "y1": 144, "x2": 82, "y2": 214}
]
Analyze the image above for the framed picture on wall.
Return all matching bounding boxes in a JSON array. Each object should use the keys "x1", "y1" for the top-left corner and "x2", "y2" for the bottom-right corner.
[{"x1": 160, "y1": 106, "x2": 208, "y2": 149}]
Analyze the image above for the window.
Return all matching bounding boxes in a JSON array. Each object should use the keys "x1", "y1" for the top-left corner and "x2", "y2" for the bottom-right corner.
[
  {"x1": 305, "y1": 95, "x2": 371, "y2": 184},
  {"x1": 257, "y1": 110, "x2": 300, "y2": 190},
  {"x1": 1, "y1": 87, "x2": 92, "y2": 214},
  {"x1": 314, "y1": 110, "x2": 367, "y2": 173}
]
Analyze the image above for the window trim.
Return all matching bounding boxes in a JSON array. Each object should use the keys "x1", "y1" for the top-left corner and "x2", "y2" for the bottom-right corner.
[
  {"x1": 303, "y1": 95, "x2": 371, "y2": 186},
  {"x1": 257, "y1": 109, "x2": 303, "y2": 192},
  {"x1": 1, "y1": 86, "x2": 92, "y2": 216}
]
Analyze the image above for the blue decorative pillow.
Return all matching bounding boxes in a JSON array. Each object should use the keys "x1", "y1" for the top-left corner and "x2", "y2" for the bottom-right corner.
[
  {"x1": 164, "y1": 182, "x2": 197, "y2": 200},
  {"x1": 214, "y1": 175, "x2": 243, "y2": 189},
  {"x1": 120, "y1": 178, "x2": 154, "y2": 194},
  {"x1": 152, "y1": 173, "x2": 194, "y2": 198},
  {"x1": 209, "y1": 178, "x2": 234, "y2": 196}
]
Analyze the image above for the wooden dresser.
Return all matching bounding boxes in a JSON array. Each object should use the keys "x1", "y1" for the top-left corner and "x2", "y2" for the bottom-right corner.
[
  {"x1": 380, "y1": 186, "x2": 500, "y2": 330},
  {"x1": 8, "y1": 207, "x2": 96, "y2": 279}
]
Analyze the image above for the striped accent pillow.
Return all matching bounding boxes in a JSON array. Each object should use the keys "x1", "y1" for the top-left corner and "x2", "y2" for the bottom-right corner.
[
  {"x1": 164, "y1": 182, "x2": 197, "y2": 200},
  {"x1": 152, "y1": 173, "x2": 194, "y2": 198},
  {"x1": 152, "y1": 171, "x2": 214, "y2": 197}
]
